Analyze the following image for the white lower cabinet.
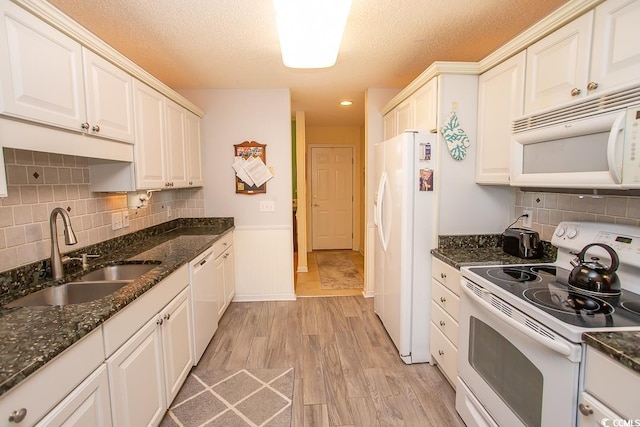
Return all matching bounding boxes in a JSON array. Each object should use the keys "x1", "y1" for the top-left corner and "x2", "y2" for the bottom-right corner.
[
  {"x1": 107, "y1": 286, "x2": 193, "y2": 427},
  {"x1": 213, "y1": 232, "x2": 235, "y2": 319},
  {"x1": 35, "y1": 365, "x2": 112, "y2": 427},
  {"x1": 429, "y1": 257, "x2": 461, "y2": 388}
]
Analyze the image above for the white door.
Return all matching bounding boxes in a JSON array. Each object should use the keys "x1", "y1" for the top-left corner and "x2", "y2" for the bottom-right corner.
[
  {"x1": 107, "y1": 316, "x2": 165, "y2": 427},
  {"x1": 590, "y1": 0, "x2": 640, "y2": 92},
  {"x1": 161, "y1": 288, "x2": 194, "y2": 405},
  {"x1": 524, "y1": 11, "x2": 593, "y2": 113},
  {"x1": 311, "y1": 147, "x2": 353, "y2": 250},
  {"x1": 82, "y1": 48, "x2": 134, "y2": 143}
]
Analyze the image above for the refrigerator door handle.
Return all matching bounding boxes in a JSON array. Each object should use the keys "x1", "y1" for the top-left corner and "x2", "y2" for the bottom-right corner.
[{"x1": 376, "y1": 172, "x2": 389, "y2": 251}]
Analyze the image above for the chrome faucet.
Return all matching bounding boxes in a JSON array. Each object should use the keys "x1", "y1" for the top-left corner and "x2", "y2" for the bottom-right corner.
[{"x1": 49, "y1": 207, "x2": 78, "y2": 279}]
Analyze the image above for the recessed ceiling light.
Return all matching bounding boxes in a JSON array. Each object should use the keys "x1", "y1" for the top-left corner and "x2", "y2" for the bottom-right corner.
[
  {"x1": 274, "y1": 0, "x2": 352, "y2": 69},
  {"x1": 340, "y1": 100, "x2": 353, "y2": 106}
]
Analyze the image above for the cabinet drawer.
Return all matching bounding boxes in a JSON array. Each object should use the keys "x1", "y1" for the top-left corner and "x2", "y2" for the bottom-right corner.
[
  {"x1": 0, "y1": 328, "x2": 104, "y2": 426},
  {"x1": 432, "y1": 258, "x2": 461, "y2": 295},
  {"x1": 431, "y1": 301, "x2": 459, "y2": 347},
  {"x1": 584, "y1": 347, "x2": 640, "y2": 419},
  {"x1": 213, "y1": 232, "x2": 233, "y2": 259},
  {"x1": 430, "y1": 324, "x2": 457, "y2": 388},
  {"x1": 432, "y1": 279, "x2": 460, "y2": 321}
]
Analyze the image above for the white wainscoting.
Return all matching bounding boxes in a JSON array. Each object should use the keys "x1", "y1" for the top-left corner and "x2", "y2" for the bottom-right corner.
[
  {"x1": 232, "y1": 225, "x2": 296, "y2": 301},
  {"x1": 364, "y1": 225, "x2": 375, "y2": 298}
]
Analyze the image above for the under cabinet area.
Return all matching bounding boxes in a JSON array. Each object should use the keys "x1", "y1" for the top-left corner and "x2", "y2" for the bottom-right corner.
[
  {"x1": 578, "y1": 346, "x2": 640, "y2": 426},
  {"x1": 430, "y1": 257, "x2": 461, "y2": 388}
]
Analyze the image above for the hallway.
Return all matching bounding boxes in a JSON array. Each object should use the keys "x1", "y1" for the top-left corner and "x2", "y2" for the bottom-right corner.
[{"x1": 294, "y1": 251, "x2": 364, "y2": 297}]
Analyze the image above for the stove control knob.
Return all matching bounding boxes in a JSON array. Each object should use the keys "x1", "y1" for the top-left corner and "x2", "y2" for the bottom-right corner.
[
  {"x1": 567, "y1": 228, "x2": 579, "y2": 239},
  {"x1": 555, "y1": 227, "x2": 566, "y2": 237}
]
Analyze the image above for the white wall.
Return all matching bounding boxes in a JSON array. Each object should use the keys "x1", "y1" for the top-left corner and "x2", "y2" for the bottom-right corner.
[{"x1": 179, "y1": 88, "x2": 295, "y2": 301}]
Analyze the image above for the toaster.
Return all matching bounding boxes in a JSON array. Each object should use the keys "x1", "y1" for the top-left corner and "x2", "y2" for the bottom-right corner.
[{"x1": 502, "y1": 228, "x2": 542, "y2": 259}]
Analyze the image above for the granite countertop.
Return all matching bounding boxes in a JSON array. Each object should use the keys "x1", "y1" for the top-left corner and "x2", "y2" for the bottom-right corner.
[
  {"x1": 0, "y1": 218, "x2": 234, "y2": 397},
  {"x1": 583, "y1": 331, "x2": 640, "y2": 374}
]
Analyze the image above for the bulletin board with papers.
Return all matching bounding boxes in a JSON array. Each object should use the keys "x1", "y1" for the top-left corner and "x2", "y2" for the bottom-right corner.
[{"x1": 232, "y1": 141, "x2": 273, "y2": 194}]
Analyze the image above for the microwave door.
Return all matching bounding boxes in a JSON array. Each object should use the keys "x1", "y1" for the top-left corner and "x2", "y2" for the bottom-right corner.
[
  {"x1": 607, "y1": 110, "x2": 625, "y2": 184},
  {"x1": 623, "y1": 105, "x2": 640, "y2": 189}
]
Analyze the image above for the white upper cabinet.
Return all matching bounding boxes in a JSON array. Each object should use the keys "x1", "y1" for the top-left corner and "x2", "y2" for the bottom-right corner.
[
  {"x1": 395, "y1": 98, "x2": 412, "y2": 134},
  {"x1": 383, "y1": 111, "x2": 396, "y2": 140},
  {"x1": 525, "y1": 0, "x2": 640, "y2": 114},
  {"x1": 476, "y1": 51, "x2": 526, "y2": 185},
  {"x1": 412, "y1": 79, "x2": 438, "y2": 134},
  {"x1": 0, "y1": 0, "x2": 134, "y2": 143},
  {"x1": 524, "y1": 11, "x2": 593, "y2": 113},
  {"x1": 82, "y1": 49, "x2": 134, "y2": 143},
  {"x1": 164, "y1": 98, "x2": 188, "y2": 188},
  {"x1": 133, "y1": 80, "x2": 167, "y2": 189},
  {"x1": 590, "y1": 0, "x2": 640, "y2": 91},
  {"x1": 0, "y1": 0, "x2": 86, "y2": 130},
  {"x1": 185, "y1": 110, "x2": 203, "y2": 187}
]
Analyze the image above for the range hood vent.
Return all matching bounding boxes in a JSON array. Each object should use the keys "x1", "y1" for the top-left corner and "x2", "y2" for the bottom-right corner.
[{"x1": 513, "y1": 85, "x2": 640, "y2": 133}]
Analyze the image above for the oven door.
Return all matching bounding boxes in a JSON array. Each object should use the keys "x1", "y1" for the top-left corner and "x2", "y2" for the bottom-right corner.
[{"x1": 457, "y1": 280, "x2": 582, "y2": 427}]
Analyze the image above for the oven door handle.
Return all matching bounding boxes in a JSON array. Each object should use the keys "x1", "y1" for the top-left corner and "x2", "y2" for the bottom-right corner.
[{"x1": 462, "y1": 284, "x2": 575, "y2": 359}]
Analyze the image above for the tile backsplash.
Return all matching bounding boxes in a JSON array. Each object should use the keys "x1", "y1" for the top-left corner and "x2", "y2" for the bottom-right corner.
[
  {"x1": 515, "y1": 190, "x2": 640, "y2": 241},
  {"x1": 0, "y1": 148, "x2": 205, "y2": 273}
]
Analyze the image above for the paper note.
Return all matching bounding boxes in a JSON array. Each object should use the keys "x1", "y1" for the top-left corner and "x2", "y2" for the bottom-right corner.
[{"x1": 243, "y1": 156, "x2": 273, "y2": 187}]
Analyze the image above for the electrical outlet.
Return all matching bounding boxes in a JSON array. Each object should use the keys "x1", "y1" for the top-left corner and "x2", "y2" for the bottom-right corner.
[
  {"x1": 522, "y1": 209, "x2": 533, "y2": 228},
  {"x1": 259, "y1": 201, "x2": 275, "y2": 212},
  {"x1": 111, "y1": 212, "x2": 123, "y2": 230},
  {"x1": 122, "y1": 210, "x2": 130, "y2": 228}
]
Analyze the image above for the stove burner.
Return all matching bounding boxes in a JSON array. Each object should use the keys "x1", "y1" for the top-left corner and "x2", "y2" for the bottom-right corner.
[
  {"x1": 523, "y1": 287, "x2": 614, "y2": 316},
  {"x1": 486, "y1": 267, "x2": 542, "y2": 284},
  {"x1": 530, "y1": 266, "x2": 557, "y2": 276},
  {"x1": 621, "y1": 301, "x2": 640, "y2": 316}
]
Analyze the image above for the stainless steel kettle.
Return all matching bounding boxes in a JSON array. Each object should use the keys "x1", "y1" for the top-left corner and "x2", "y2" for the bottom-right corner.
[{"x1": 568, "y1": 243, "x2": 621, "y2": 296}]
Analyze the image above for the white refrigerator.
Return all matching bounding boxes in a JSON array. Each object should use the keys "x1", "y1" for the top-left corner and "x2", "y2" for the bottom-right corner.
[{"x1": 373, "y1": 130, "x2": 436, "y2": 364}]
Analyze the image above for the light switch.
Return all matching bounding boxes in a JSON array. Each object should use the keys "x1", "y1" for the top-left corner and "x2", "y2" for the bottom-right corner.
[
  {"x1": 111, "y1": 212, "x2": 123, "y2": 230},
  {"x1": 260, "y1": 201, "x2": 275, "y2": 212}
]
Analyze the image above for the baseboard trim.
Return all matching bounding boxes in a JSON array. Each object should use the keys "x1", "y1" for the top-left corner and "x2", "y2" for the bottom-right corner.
[
  {"x1": 362, "y1": 290, "x2": 374, "y2": 298},
  {"x1": 233, "y1": 293, "x2": 297, "y2": 302}
]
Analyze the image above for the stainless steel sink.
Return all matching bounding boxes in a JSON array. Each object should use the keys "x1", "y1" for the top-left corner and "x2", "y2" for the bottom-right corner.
[
  {"x1": 5, "y1": 281, "x2": 130, "y2": 307},
  {"x1": 78, "y1": 263, "x2": 157, "y2": 282}
]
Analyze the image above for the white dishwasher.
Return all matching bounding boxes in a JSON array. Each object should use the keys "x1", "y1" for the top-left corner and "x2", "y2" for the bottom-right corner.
[{"x1": 189, "y1": 246, "x2": 218, "y2": 364}]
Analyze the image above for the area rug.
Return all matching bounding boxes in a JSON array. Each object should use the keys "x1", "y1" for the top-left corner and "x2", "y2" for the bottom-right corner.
[
  {"x1": 315, "y1": 251, "x2": 364, "y2": 290},
  {"x1": 160, "y1": 367, "x2": 294, "y2": 427}
]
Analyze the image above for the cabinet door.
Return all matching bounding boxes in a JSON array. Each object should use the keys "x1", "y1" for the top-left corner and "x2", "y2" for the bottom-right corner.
[
  {"x1": 224, "y1": 248, "x2": 235, "y2": 306},
  {"x1": 524, "y1": 11, "x2": 593, "y2": 113},
  {"x1": 107, "y1": 315, "x2": 165, "y2": 427},
  {"x1": 82, "y1": 48, "x2": 134, "y2": 143},
  {"x1": 161, "y1": 287, "x2": 194, "y2": 405},
  {"x1": 185, "y1": 110, "x2": 203, "y2": 187},
  {"x1": 215, "y1": 253, "x2": 226, "y2": 319},
  {"x1": 164, "y1": 99, "x2": 188, "y2": 187},
  {"x1": 35, "y1": 365, "x2": 112, "y2": 427},
  {"x1": 133, "y1": 80, "x2": 167, "y2": 189},
  {"x1": 476, "y1": 51, "x2": 525, "y2": 185},
  {"x1": 577, "y1": 393, "x2": 622, "y2": 427},
  {"x1": 590, "y1": 0, "x2": 640, "y2": 93},
  {"x1": 383, "y1": 111, "x2": 396, "y2": 140},
  {"x1": 412, "y1": 79, "x2": 437, "y2": 133},
  {"x1": 0, "y1": 0, "x2": 86, "y2": 130},
  {"x1": 395, "y1": 98, "x2": 413, "y2": 134}
]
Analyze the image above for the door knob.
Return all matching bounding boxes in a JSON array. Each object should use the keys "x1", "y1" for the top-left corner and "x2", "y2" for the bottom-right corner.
[{"x1": 313, "y1": 203, "x2": 319, "y2": 207}]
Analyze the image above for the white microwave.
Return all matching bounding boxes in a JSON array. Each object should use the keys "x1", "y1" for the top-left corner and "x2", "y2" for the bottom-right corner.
[{"x1": 510, "y1": 104, "x2": 640, "y2": 189}]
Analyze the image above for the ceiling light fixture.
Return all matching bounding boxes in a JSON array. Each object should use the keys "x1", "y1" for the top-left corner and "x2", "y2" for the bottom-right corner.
[
  {"x1": 340, "y1": 100, "x2": 353, "y2": 106},
  {"x1": 274, "y1": 0, "x2": 352, "y2": 69}
]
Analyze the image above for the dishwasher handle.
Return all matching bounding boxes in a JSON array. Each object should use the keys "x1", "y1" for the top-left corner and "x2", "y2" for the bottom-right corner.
[{"x1": 193, "y1": 250, "x2": 214, "y2": 273}]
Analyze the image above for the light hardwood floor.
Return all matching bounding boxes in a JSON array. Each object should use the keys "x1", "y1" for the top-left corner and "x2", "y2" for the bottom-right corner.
[
  {"x1": 295, "y1": 251, "x2": 365, "y2": 297},
  {"x1": 194, "y1": 296, "x2": 464, "y2": 426}
]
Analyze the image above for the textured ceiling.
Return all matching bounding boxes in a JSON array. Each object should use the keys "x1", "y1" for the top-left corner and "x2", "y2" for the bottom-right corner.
[{"x1": 48, "y1": 0, "x2": 570, "y2": 126}]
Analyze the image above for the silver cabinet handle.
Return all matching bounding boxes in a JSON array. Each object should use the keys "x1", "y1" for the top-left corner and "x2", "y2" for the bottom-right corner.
[
  {"x1": 81, "y1": 122, "x2": 90, "y2": 130},
  {"x1": 92, "y1": 124, "x2": 100, "y2": 133},
  {"x1": 578, "y1": 403, "x2": 593, "y2": 416},
  {"x1": 439, "y1": 320, "x2": 446, "y2": 327},
  {"x1": 163, "y1": 313, "x2": 171, "y2": 320},
  {"x1": 438, "y1": 350, "x2": 444, "y2": 356},
  {"x1": 440, "y1": 273, "x2": 446, "y2": 279},
  {"x1": 440, "y1": 297, "x2": 446, "y2": 303},
  {"x1": 8, "y1": 408, "x2": 27, "y2": 423},
  {"x1": 586, "y1": 81, "x2": 598, "y2": 91},
  {"x1": 156, "y1": 318, "x2": 163, "y2": 325},
  {"x1": 570, "y1": 87, "x2": 582, "y2": 97}
]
